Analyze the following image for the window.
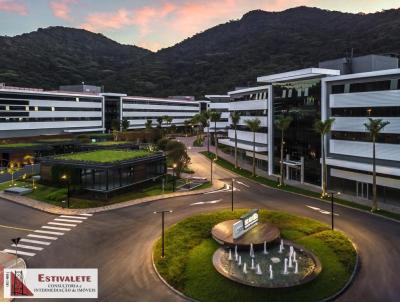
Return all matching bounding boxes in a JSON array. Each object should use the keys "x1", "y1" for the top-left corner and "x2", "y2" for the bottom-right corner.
[
  {"x1": 332, "y1": 85, "x2": 345, "y2": 94},
  {"x1": 349, "y1": 80, "x2": 391, "y2": 93},
  {"x1": 332, "y1": 106, "x2": 400, "y2": 117}
]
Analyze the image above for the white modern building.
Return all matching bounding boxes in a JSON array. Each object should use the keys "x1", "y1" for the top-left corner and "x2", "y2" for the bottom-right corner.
[
  {"x1": 0, "y1": 84, "x2": 104, "y2": 138},
  {"x1": 203, "y1": 95, "x2": 230, "y2": 133},
  {"x1": 219, "y1": 86, "x2": 269, "y2": 170},
  {"x1": 121, "y1": 96, "x2": 199, "y2": 129}
]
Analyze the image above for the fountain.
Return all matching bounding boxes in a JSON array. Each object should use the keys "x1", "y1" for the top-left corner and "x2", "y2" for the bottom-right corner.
[
  {"x1": 251, "y1": 258, "x2": 255, "y2": 270},
  {"x1": 211, "y1": 209, "x2": 321, "y2": 288},
  {"x1": 283, "y1": 258, "x2": 288, "y2": 274},
  {"x1": 263, "y1": 241, "x2": 268, "y2": 255},
  {"x1": 256, "y1": 264, "x2": 262, "y2": 275}
]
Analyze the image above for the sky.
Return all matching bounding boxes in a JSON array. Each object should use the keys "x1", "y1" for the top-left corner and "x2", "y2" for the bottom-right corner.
[{"x1": 0, "y1": 0, "x2": 399, "y2": 51}]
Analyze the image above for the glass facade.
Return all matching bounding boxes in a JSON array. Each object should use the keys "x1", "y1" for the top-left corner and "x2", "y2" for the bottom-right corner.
[{"x1": 272, "y1": 78, "x2": 322, "y2": 185}]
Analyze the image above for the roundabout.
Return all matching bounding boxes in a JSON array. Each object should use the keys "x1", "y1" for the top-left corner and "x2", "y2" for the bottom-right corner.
[{"x1": 153, "y1": 209, "x2": 357, "y2": 302}]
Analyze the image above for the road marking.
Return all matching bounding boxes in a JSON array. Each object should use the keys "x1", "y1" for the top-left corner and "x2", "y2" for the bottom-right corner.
[
  {"x1": 306, "y1": 205, "x2": 339, "y2": 216},
  {"x1": 60, "y1": 215, "x2": 87, "y2": 220},
  {"x1": 34, "y1": 230, "x2": 64, "y2": 236},
  {"x1": 79, "y1": 213, "x2": 93, "y2": 217},
  {"x1": 190, "y1": 199, "x2": 222, "y2": 206},
  {"x1": 28, "y1": 234, "x2": 58, "y2": 240},
  {"x1": 48, "y1": 222, "x2": 77, "y2": 227},
  {"x1": 2, "y1": 249, "x2": 35, "y2": 257},
  {"x1": 0, "y1": 224, "x2": 35, "y2": 232},
  {"x1": 20, "y1": 239, "x2": 51, "y2": 246},
  {"x1": 236, "y1": 181, "x2": 250, "y2": 188},
  {"x1": 42, "y1": 226, "x2": 71, "y2": 231},
  {"x1": 54, "y1": 218, "x2": 82, "y2": 223},
  {"x1": 11, "y1": 244, "x2": 43, "y2": 251}
]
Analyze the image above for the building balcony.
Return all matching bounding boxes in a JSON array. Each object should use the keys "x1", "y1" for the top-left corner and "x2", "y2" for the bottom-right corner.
[
  {"x1": 219, "y1": 138, "x2": 268, "y2": 152},
  {"x1": 330, "y1": 89, "x2": 400, "y2": 108},
  {"x1": 228, "y1": 129, "x2": 267, "y2": 145},
  {"x1": 331, "y1": 117, "x2": 400, "y2": 134},
  {"x1": 230, "y1": 100, "x2": 267, "y2": 111}
]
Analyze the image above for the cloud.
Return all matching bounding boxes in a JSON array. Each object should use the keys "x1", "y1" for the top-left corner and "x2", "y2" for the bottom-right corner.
[
  {"x1": 0, "y1": 0, "x2": 28, "y2": 15},
  {"x1": 49, "y1": 0, "x2": 78, "y2": 21},
  {"x1": 79, "y1": 0, "x2": 313, "y2": 50}
]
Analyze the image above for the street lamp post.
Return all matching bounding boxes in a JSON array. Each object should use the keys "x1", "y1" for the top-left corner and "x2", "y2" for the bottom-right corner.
[
  {"x1": 153, "y1": 210, "x2": 173, "y2": 258},
  {"x1": 11, "y1": 237, "x2": 21, "y2": 266},
  {"x1": 328, "y1": 191, "x2": 340, "y2": 230},
  {"x1": 231, "y1": 178, "x2": 234, "y2": 211},
  {"x1": 172, "y1": 163, "x2": 177, "y2": 192},
  {"x1": 61, "y1": 174, "x2": 70, "y2": 208}
]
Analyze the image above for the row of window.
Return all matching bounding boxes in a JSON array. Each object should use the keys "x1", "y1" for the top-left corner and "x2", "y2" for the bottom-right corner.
[
  {"x1": 0, "y1": 95, "x2": 102, "y2": 103},
  {"x1": 331, "y1": 131, "x2": 400, "y2": 144},
  {"x1": 231, "y1": 91, "x2": 268, "y2": 102},
  {"x1": 0, "y1": 106, "x2": 101, "y2": 112},
  {"x1": 331, "y1": 107, "x2": 400, "y2": 117},
  {"x1": 234, "y1": 110, "x2": 267, "y2": 117},
  {"x1": 232, "y1": 125, "x2": 268, "y2": 133},
  {"x1": 125, "y1": 116, "x2": 194, "y2": 120},
  {"x1": 123, "y1": 100, "x2": 199, "y2": 107},
  {"x1": 0, "y1": 117, "x2": 101, "y2": 123},
  {"x1": 123, "y1": 108, "x2": 198, "y2": 113},
  {"x1": 331, "y1": 79, "x2": 400, "y2": 94}
]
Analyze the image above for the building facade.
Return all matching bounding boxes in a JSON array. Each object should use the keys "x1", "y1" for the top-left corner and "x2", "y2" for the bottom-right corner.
[
  {"x1": 0, "y1": 85, "x2": 104, "y2": 138},
  {"x1": 203, "y1": 95, "x2": 230, "y2": 133}
]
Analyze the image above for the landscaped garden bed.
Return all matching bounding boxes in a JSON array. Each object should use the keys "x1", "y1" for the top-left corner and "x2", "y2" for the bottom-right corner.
[{"x1": 153, "y1": 209, "x2": 357, "y2": 302}]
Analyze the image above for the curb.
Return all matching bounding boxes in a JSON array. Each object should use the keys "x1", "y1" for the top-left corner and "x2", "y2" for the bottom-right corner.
[
  {"x1": 0, "y1": 183, "x2": 225, "y2": 215},
  {"x1": 200, "y1": 153, "x2": 400, "y2": 224},
  {"x1": 151, "y1": 251, "x2": 199, "y2": 302},
  {"x1": 320, "y1": 239, "x2": 360, "y2": 302}
]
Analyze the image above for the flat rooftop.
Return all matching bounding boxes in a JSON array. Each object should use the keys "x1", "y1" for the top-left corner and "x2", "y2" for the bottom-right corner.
[
  {"x1": 54, "y1": 150, "x2": 155, "y2": 164},
  {"x1": 257, "y1": 68, "x2": 340, "y2": 83}
]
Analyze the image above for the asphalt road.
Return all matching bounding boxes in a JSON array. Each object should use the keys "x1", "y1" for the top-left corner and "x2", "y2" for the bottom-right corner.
[{"x1": 1, "y1": 162, "x2": 399, "y2": 301}]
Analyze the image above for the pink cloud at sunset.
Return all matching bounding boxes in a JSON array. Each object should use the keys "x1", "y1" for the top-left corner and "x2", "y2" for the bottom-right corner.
[
  {"x1": 0, "y1": 0, "x2": 27, "y2": 15},
  {"x1": 49, "y1": 0, "x2": 78, "y2": 21}
]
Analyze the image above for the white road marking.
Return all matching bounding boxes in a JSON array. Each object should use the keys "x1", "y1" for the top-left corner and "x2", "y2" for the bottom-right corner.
[
  {"x1": 42, "y1": 226, "x2": 71, "y2": 231},
  {"x1": 236, "y1": 181, "x2": 250, "y2": 188},
  {"x1": 34, "y1": 230, "x2": 64, "y2": 236},
  {"x1": 48, "y1": 222, "x2": 77, "y2": 227},
  {"x1": 3, "y1": 249, "x2": 35, "y2": 257},
  {"x1": 306, "y1": 205, "x2": 321, "y2": 211},
  {"x1": 190, "y1": 199, "x2": 222, "y2": 206},
  {"x1": 79, "y1": 213, "x2": 93, "y2": 216},
  {"x1": 11, "y1": 244, "x2": 43, "y2": 251},
  {"x1": 54, "y1": 218, "x2": 82, "y2": 223},
  {"x1": 60, "y1": 215, "x2": 87, "y2": 220},
  {"x1": 306, "y1": 205, "x2": 339, "y2": 216},
  {"x1": 20, "y1": 239, "x2": 51, "y2": 246},
  {"x1": 28, "y1": 234, "x2": 58, "y2": 240}
]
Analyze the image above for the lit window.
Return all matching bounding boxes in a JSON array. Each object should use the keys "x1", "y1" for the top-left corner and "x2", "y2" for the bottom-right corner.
[
  {"x1": 25, "y1": 106, "x2": 29, "y2": 111},
  {"x1": 304, "y1": 88, "x2": 309, "y2": 97},
  {"x1": 52, "y1": 107, "x2": 55, "y2": 111},
  {"x1": 76, "y1": 97, "x2": 79, "y2": 102},
  {"x1": 35, "y1": 106, "x2": 38, "y2": 111},
  {"x1": 6, "y1": 105, "x2": 9, "y2": 111}
]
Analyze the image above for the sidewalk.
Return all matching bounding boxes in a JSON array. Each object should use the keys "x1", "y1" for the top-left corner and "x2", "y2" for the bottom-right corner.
[{"x1": 0, "y1": 252, "x2": 26, "y2": 302}]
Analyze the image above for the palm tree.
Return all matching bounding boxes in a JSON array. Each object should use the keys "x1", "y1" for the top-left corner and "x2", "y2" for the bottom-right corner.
[
  {"x1": 162, "y1": 115, "x2": 173, "y2": 134},
  {"x1": 183, "y1": 120, "x2": 191, "y2": 136},
  {"x1": 245, "y1": 118, "x2": 261, "y2": 176},
  {"x1": 364, "y1": 118, "x2": 390, "y2": 212},
  {"x1": 145, "y1": 119, "x2": 153, "y2": 129},
  {"x1": 314, "y1": 118, "x2": 335, "y2": 197},
  {"x1": 7, "y1": 161, "x2": 20, "y2": 186},
  {"x1": 200, "y1": 111, "x2": 211, "y2": 152},
  {"x1": 121, "y1": 118, "x2": 130, "y2": 132},
  {"x1": 275, "y1": 115, "x2": 293, "y2": 186},
  {"x1": 190, "y1": 114, "x2": 202, "y2": 140},
  {"x1": 230, "y1": 111, "x2": 241, "y2": 169},
  {"x1": 111, "y1": 119, "x2": 120, "y2": 141},
  {"x1": 156, "y1": 116, "x2": 163, "y2": 129},
  {"x1": 209, "y1": 110, "x2": 221, "y2": 159}
]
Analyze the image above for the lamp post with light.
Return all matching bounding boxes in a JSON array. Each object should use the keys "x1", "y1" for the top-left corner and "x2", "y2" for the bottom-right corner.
[
  {"x1": 61, "y1": 174, "x2": 70, "y2": 208},
  {"x1": 172, "y1": 163, "x2": 177, "y2": 192},
  {"x1": 153, "y1": 210, "x2": 173, "y2": 258},
  {"x1": 328, "y1": 191, "x2": 340, "y2": 230},
  {"x1": 231, "y1": 178, "x2": 234, "y2": 211},
  {"x1": 210, "y1": 157, "x2": 217, "y2": 185}
]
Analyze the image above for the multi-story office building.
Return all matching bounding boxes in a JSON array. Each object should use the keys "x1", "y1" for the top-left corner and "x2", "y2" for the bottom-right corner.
[
  {"x1": 0, "y1": 84, "x2": 104, "y2": 138},
  {"x1": 219, "y1": 86, "x2": 269, "y2": 170},
  {"x1": 323, "y1": 69, "x2": 400, "y2": 204},
  {"x1": 219, "y1": 54, "x2": 400, "y2": 205},
  {"x1": 204, "y1": 95, "x2": 230, "y2": 133},
  {"x1": 121, "y1": 96, "x2": 199, "y2": 129}
]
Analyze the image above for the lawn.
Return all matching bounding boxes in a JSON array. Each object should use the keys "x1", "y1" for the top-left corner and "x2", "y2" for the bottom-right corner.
[
  {"x1": 0, "y1": 143, "x2": 40, "y2": 148},
  {"x1": 55, "y1": 149, "x2": 153, "y2": 163},
  {"x1": 90, "y1": 141, "x2": 132, "y2": 146},
  {"x1": 153, "y1": 209, "x2": 357, "y2": 302},
  {"x1": 201, "y1": 151, "x2": 400, "y2": 221}
]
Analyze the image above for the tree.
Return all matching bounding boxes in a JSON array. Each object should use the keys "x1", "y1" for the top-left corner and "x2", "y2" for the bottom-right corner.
[
  {"x1": 245, "y1": 118, "x2": 261, "y2": 177},
  {"x1": 24, "y1": 154, "x2": 36, "y2": 188},
  {"x1": 111, "y1": 119, "x2": 120, "y2": 141},
  {"x1": 201, "y1": 111, "x2": 211, "y2": 152},
  {"x1": 364, "y1": 118, "x2": 390, "y2": 212},
  {"x1": 162, "y1": 115, "x2": 173, "y2": 134},
  {"x1": 156, "y1": 117, "x2": 163, "y2": 129},
  {"x1": 314, "y1": 118, "x2": 335, "y2": 197},
  {"x1": 165, "y1": 140, "x2": 190, "y2": 178},
  {"x1": 121, "y1": 118, "x2": 130, "y2": 132},
  {"x1": 7, "y1": 161, "x2": 21, "y2": 186},
  {"x1": 230, "y1": 111, "x2": 241, "y2": 169},
  {"x1": 275, "y1": 115, "x2": 293, "y2": 186},
  {"x1": 190, "y1": 114, "x2": 202, "y2": 140},
  {"x1": 209, "y1": 110, "x2": 221, "y2": 159},
  {"x1": 184, "y1": 120, "x2": 191, "y2": 136},
  {"x1": 145, "y1": 119, "x2": 153, "y2": 129}
]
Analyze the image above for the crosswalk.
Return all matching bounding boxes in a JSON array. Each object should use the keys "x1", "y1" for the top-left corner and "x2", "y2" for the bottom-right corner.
[{"x1": 2, "y1": 213, "x2": 93, "y2": 258}]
